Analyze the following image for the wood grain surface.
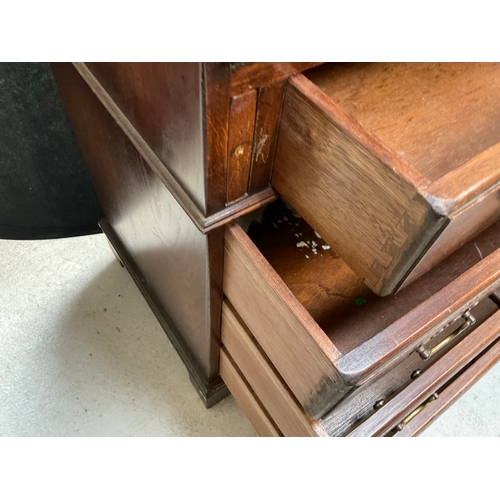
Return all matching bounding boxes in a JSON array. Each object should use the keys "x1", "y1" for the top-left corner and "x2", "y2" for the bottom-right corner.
[
  {"x1": 226, "y1": 90, "x2": 257, "y2": 203},
  {"x1": 248, "y1": 81, "x2": 286, "y2": 193},
  {"x1": 224, "y1": 222, "x2": 349, "y2": 420},
  {"x1": 273, "y1": 75, "x2": 445, "y2": 295},
  {"x1": 219, "y1": 348, "x2": 281, "y2": 437},
  {"x1": 321, "y1": 297, "x2": 498, "y2": 436},
  {"x1": 273, "y1": 64, "x2": 500, "y2": 294},
  {"x1": 221, "y1": 301, "x2": 324, "y2": 437},
  {"x1": 306, "y1": 63, "x2": 500, "y2": 183},
  {"x1": 243, "y1": 202, "x2": 500, "y2": 389},
  {"x1": 85, "y1": 63, "x2": 208, "y2": 212}
]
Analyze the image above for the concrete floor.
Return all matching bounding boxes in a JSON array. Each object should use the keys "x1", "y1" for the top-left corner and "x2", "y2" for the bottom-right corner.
[{"x1": 1, "y1": 232, "x2": 500, "y2": 437}]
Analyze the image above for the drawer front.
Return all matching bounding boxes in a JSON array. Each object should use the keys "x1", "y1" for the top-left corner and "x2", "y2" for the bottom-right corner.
[
  {"x1": 348, "y1": 309, "x2": 500, "y2": 437},
  {"x1": 223, "y1": 299, "x2": 500, "y2": 437},
  {"x1": 324, "y1": 297, "x2": 498, "y2": 436},
  {"x1": 272, "y1": 65, "x2": 500, "y2": 296},
  {"x1": 221, "y1": 300, "x2": 325, "y2": 437},
  {"x1": 219, "y1": 348, "x2": 281, "y2": 437},
  {"x1": 225, "y1": 219, "x2": 500, "y2": 419},
  {"x1": 221, "y1": 295, "x2": 500, "y2": 436},
  {"x1": 224, "y1": 222, "x2": 349, "y2": 420}
]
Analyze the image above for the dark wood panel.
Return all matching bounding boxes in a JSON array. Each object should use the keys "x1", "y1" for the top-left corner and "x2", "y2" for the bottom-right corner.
[
  {"x1": 230, "y1": 62, "x2": 322, "y2": 95},
  {"x1": 53, "y1": 63, "x2": 219, "y2": 386},
  {"x1": 248, "y1": 81, "x2": 286, "y2": 194},
  {"x1": 226, "y1": 90, "x2": 257, "y2": 203},
  {"x1": 85, "y1": 62, "x2": 207, "y2": 212}
]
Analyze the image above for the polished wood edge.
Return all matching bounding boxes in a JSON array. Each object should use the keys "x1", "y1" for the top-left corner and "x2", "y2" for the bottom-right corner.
[
  {"x1": 205, "y1": 186, "x2": 279, "y2": 229},
  {"x1": 230, "y1": 62, "x2": 323, "y2": 96},
  {"x1": 348, "y1": 309, "x2": 500, "y2": 436},
  {"x1": 424, "y1": 144, "x2": 500, "y2": 216},
  {"x1": 207, "y1": 228, "x2": 225, "y2": 378},
  {"x1": 99, "y1": 217, "x2": 228, "y2": 408},
  {"x1": 220, "y1": 348, "x2": 282, "y2": 436},
  {"x1": 288, "y1": 73, "x2": 429, "y2": 192},
  {"x1": 338, "y1": 247, "x2": 500, "y2": 384},
  {"x1": 396, "y1": 337, "x2": 500, "y2": 436},
  {"x1": 71, "y1": 63, "x2": 275, "y2": 234}
]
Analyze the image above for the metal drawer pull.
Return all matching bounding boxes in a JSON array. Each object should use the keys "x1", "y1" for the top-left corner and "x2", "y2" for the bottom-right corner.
[
  {"x1": 394, "y1": 393, "x2": 439, "y2": 432},
  {"x1": 416, "y1": 310, "x2": 476, "y2": 360}
]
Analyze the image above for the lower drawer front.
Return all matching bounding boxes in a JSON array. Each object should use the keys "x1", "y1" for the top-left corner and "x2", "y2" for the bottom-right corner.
[
  {"x1": 219, "y1": 348, "x2": 281, "y2": 437},
  {"x1": 221, "y1": 298, "x2": 500, "y2": 436}
]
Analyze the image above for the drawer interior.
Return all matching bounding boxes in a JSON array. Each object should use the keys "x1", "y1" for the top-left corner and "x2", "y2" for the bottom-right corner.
[
  {"x1": 304, "y1": 62, "x2": 500, "y2": 182},
  {"x1": 243, "y1": 198, "x2": 500, "y2": 357}
]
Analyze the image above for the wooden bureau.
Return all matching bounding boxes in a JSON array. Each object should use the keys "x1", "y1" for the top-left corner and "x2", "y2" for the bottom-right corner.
[{"x1": 53, "y1": 62, "x2": 500, "y2": 436}]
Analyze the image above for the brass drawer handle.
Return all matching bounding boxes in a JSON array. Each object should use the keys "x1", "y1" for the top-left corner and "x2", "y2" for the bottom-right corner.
[
  {"x1": 416, "y1": 310, "x2": 476, "y2": 360},
  {"x1": 394, "y1": 393, "x2": 439, "y2": 432}
]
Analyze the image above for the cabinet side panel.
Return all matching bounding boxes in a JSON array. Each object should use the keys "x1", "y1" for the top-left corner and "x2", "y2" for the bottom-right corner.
[
  {"x1": 53, "y1": 63, "x2": 215, "y2": 380},
  {"x1": 85, "y1": 62, "x2": 207, "y2": 214}
]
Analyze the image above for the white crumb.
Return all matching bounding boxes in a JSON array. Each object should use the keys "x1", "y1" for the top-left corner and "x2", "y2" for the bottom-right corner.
[
  {"x1": 314, "y1": 231, "x2": 322, "y2": 239},
  {"x1": 321, "y1": 245, "x2": 331, "y2": 250},
  {"x1": 296, "y1": 241, "x2": 309, "y2": 248}
]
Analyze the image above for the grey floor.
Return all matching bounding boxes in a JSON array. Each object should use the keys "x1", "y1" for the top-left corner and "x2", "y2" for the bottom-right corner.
[{"x1": 1, "y1": 233, "x2": 499, "y2": 437}]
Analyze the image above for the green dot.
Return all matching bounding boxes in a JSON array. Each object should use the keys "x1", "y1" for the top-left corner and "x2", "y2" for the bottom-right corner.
[{"x1": 355, "y1": 297, "x2": 366, "y2": 306}]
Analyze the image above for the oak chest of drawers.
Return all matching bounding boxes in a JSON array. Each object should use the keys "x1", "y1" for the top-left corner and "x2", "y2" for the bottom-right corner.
[{"x1": 53, "y1": 62, "x2": 500, "y2": 436}]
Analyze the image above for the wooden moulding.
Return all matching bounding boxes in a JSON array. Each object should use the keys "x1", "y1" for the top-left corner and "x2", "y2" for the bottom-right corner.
[{"x1": 273, "y1": 64, "x2": 500, "y2": 295}]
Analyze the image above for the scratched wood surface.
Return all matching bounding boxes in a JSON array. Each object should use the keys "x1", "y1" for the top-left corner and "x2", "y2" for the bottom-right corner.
[{"x1": 226, "y1": 90, "x2": 257, "y2": 203}]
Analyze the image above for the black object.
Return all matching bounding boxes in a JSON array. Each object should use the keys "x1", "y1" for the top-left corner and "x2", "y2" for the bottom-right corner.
[{"x1": 0, "y1": 62, "x2": 102, "y2": 239}]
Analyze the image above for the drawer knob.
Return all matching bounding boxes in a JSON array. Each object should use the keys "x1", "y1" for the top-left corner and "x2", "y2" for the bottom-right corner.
[
  {"x1": 416, "y1": 310, "x2": 476, "y2": 360},
  {"x1": 411, "y1": 369, "x2": 422, "y2": 380},
  {"x1": 373, "y1": 399, "x2": 385, "y2": 410}
]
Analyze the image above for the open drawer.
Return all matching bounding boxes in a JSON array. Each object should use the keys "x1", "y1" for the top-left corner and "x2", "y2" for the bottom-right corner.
[
  {"x1": 272, "y1": 63, "x2": 500, "y2": 295},
  {"x1": 224, "y1": 200, "x2": 500, "y2": 419},
  {"x1": 220, "y1": 296, "x2": 500, "y2": 436}
]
